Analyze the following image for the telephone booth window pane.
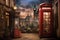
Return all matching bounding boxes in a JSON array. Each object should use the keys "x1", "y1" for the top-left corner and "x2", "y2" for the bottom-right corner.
[
  {"x1": 44, "y1": 12, "x2": 49, "y2": 16},
  {"x1": 43, "y1": 12, "x2": 51, "y2": 33},
  {"x1": 46, "y1": 16, "x2": 50, "y2": 19}
]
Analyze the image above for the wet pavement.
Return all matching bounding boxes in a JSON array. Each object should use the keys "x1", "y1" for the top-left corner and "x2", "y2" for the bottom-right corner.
[
  {"x1": 12, "y1": 33, "x2": 58, "y2": 40},
  {"x1": 0, "y1": 33, "x2": 59, "y2": 40},
  {"x1": 12, "y1": 33, "x2": 40, "y2": 40}
]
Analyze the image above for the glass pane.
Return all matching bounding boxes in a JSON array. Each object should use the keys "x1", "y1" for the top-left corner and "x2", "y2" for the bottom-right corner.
[
  {"x1": 6, "y1": 16, "x2": 9, "y2": 27},
  {"x1": 44, "y1": 12, "x2": 49, "y2": 16},
  {"x1": 43, "y1": 12, "x2": 51, "y2": 32},
  {"x1": 46, "y1": 16, "x2": 50, "y2": 19}
]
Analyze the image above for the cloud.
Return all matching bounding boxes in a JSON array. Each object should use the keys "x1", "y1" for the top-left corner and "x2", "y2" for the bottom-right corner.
[
  {"x1": 15, "y1": 0, "x2": 40, "y2": 8},
  {"x1": 15, "y1": 0, "x2": 52, "y2": 8}
]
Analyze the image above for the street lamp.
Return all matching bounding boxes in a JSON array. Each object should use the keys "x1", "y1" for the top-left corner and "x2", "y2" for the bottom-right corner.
[{"x1": 13, "y1": 6, "x2": 17, "y2": 10}]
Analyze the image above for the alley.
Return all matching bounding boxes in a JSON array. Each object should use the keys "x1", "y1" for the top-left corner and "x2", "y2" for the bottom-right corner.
[{"x1": 0, "y1": 0, "x2": 60, "y2": 40}]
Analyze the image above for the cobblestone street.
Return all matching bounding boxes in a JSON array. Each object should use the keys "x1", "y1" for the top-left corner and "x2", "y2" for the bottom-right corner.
[
  {"x1": 12, "y1": 33, "x2": 58, "y2": 40},
  {"x1": 12, "y1": 33, "x2": 40, "y2": 40}
]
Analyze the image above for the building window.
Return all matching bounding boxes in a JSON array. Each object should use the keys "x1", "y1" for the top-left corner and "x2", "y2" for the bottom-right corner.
[
  {"x1": 6, "y1": 12, "x2": 9, "y2": 27},
  {"x1": 6, "y1": 0, "x2": 9, "y2": 6}
]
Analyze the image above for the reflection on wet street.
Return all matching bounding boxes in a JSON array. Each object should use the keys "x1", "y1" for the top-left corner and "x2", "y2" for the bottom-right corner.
[
  {"x1": 12, "y1": 33, "x2": 58, "y2": 40},
  {"x1": 0, "y1": 33, "x2": 59, "y2": 40},
  {"x1": 12, "y1": 33, "x2": 40, "y2": 40}
]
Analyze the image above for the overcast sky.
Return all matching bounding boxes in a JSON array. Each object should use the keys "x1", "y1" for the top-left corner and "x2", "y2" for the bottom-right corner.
[{"x1": 15, "y1": 0, "x2": 52, "y2": 8}]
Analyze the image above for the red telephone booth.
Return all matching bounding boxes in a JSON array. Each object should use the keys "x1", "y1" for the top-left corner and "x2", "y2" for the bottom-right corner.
[{"x1": 39, "y1": 3, "x2": 54, "y2": 38}]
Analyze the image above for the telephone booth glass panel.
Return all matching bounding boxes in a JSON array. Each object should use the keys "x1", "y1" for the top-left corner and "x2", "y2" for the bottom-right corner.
[{"x1": 43, "y1": 12, "x2": 51, "y2": 34}]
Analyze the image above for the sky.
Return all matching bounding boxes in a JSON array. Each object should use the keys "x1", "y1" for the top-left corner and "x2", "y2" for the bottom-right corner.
[{"x1": 15, "y1": 0, "x2": 52, "y2": 8}]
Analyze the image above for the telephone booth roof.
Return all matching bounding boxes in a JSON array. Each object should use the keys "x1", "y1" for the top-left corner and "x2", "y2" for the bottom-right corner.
[
  {"x1": 39, "y1": 3, "x2": 52, "y2": 12},
  {"x1": 39, "y1": 3, "x2": 52, "y2": 7}
]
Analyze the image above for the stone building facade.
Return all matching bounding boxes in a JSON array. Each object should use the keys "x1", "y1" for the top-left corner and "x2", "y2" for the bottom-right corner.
[
  {"x1": 0, "y1": 0, "x2": 15, "y2": 38},
  {"x1": 53, "y1": 0, "x2": 60, "y2": 38}
]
